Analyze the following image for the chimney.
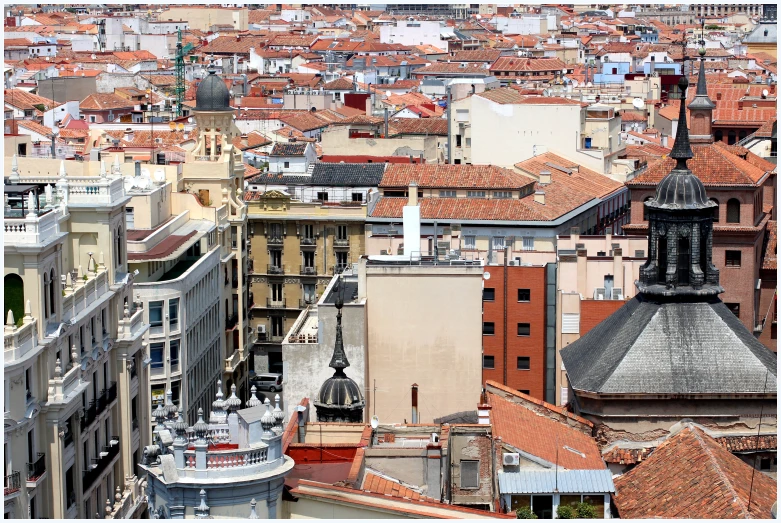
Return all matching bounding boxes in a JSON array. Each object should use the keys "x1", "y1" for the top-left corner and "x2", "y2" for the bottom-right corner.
[
  {"x1": 477, "y1": 403, "x2": 491, "y2": 425},
  {"x1": 411, "y1": 384, "x2": 419, "y2": 424},
  {"x1": 613, "y1": 247, "x2": 623, "y2": 290},
  {"x1": 738, "y1": 100, "x2": 744, "y2": 110},
  {"x1": 403, "y1": 182, "x2": 421, "y2": 258},
  {"x1": 539, "y1": 170, "x2": 551, "y2": 184},
  {"x1": 577, "y1": 247, "x2": 588, "y2": 296},
  {"x1": 570, "y1": 226, "x2": 580, "y2": 242},
  {"x1": 534, "y1": 191, "x2": 545, "y2": 205},
  {"x1": 241, "y1": 134, "x2": 248, "y2": 148}
]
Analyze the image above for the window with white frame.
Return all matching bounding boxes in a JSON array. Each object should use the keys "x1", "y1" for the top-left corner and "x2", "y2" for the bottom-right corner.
[
  {"x1": 492, "y1": 236, "x2": 505, "y2": 250},
  {"x1": 522, "y1": 237, "x2": 534, "y2": 251},
  {"x1": 463, "y1": 235, "x2": 476, "y2": 249},
  {"x1": 467, "y1": 190, "x2": 486, "y2": 198}
]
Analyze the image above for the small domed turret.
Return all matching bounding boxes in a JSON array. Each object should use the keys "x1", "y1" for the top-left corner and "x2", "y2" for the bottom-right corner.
[{"x1": 195, "y1": 67, "x2": 232, "y2": 112}]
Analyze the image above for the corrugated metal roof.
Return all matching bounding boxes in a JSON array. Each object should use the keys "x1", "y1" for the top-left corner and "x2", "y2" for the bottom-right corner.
[{"x1": 498, "y1": 470, "x2": 615, "y2": 494}]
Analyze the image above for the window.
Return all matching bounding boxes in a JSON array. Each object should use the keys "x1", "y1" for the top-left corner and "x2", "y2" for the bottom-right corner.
[
  {"x1": 726, "y1": 302, "x2": 740, "y2": 318},
  {"x1": 316, "y1": 191, "x2": 329, "y2": 202},
  {"x1": 352, "y1": 192, "x2": 363, "y2": 202},
  {"x1": 517, "y1": 323, "x2": 530, "y2": 336},
  {"x1": 171, "y1": 381, "x2": 180, "y2": 405},
  {"x1": 271, "y1": 283, "x2": 283, "y2": 302},
  {"x1": 517, "y1": 357, "x2": 530, "y2": 370},
  {"x1": 518, "y1": 289, "x2": 530, "y2": 302},
  {"x1": 272, "y1": 316, "x2": 284, "y2": 337},
  {"x1": 493, "y1": 191, "x2": 512, "y2": 198},
  {"x1": 169, "y1": 298, "x2": 179, "y2": 330},
  {"x1": 519, "y1": 389, "x2": 530, "y2": 395},
  {"x1": 439, "y1": 190, "x2": 457, "y2": 197},
  {"x1": 336, "y1": 225, "x2": 348, "y2": 240},
  {"x1": 463, "y1": 235, "x2": 476, "y2": 249},
  {"x1": 149, "y1": 301, "x2": 163, "y2": 328},
  {"x1": 303, "y1": 284, "x2": 316, "y2": 304},
  {"x1": 726, "y1": 198, "x2": 740, "y2": 223},
  {"x1": 483, "y1": 355, "x2": 495, "y2": 369},
  {"x1": 170, "y1": 339, "x2": 180, "y2": 369},
  {"x1": 460, "y1": 460, "x2": 479, "y2": 489},
  {"x1": 303, "y1": 251, "x2": 315, "y2": 268},
  {"x1": 522, "y1": 237, "x2": 534, "y2": 251},
  {"x1": 302, "y1": 224, "x2": 314, "y2": 239},
  {"x1": 760, "y1": 458, "x2": 771, "y2": 470},
  {"x1": 336, "y1": 251, "x2": 348, "y2": 270},
  {"x1": 456, "y1": 134, "x2": 462, "y2": 147},
  {"x1": 492, "y1": 236, "x2": 505, "y2": 251},
  {"x1": 150, "y1": 343, "x2": 164, "y2": 370},
  {"x1": 283, "y1": 161, "x2": 290, "y2": 169},
  {"x1": 483, "y1": 322, "x2": 495, "y2": 335},
  {"x1": 467, "y1": 190, "x2": 486, "y2": 198},
  {"x1": 483, "y1": 288, "x2": 495, "y2": 301},
  {"x1": 725, "y1": 250, "x2": 741, "y2": 267}
]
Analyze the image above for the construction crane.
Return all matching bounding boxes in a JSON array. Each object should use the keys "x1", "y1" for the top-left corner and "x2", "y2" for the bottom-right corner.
[{"x1": 174, "y1": 29, "x2": 194, "y2": 118}]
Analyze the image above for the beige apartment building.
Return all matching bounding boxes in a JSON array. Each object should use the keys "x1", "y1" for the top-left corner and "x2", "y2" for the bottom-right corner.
[
  {"x1": 243, "y1": 163, "x2": 385, "y2": 374},
  {"x1": 554, "y1": 231, "x2": 649, "y2": 406},
  {"x1": 157, "y1": 6, "x2": 248, "y2": 32},
  {"x1": 282, "y1": 190, "x2": 485, "y2": 424},
  {"x1": 4, "y1": 155, "x2": 148, "y2": 519}
]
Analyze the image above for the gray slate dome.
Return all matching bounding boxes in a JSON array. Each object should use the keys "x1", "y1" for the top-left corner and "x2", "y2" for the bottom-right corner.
[
  {"x1": 646, "y1": 167, "x2": 713, "y2": 210},
  {"x1": 195, "y1": 68, "x2": 232, "y2": 112}
]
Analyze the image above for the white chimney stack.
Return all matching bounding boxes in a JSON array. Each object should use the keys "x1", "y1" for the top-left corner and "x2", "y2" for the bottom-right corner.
[{"x1": 403, "y1": 182, "x2": 420, "y2": 259}]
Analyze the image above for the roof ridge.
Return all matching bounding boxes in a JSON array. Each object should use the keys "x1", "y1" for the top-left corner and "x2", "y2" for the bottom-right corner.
[{"x1": 688, "y1": 427, "x2": 752, "y2": 519}]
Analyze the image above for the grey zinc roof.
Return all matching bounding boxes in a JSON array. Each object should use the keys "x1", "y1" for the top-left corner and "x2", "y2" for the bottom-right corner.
[
  {"x1": 498, "y1": 470, "x2": 615, "y2": 495},
  {"x1": 310, "y1": 163, "x2": 386, "y2": 187},
  {"x1": 743, "y1": 22, "x2": 777, "y2": 44},
  {"x1": 560, "y1": 295, "x2": 777, "y2": 395}
]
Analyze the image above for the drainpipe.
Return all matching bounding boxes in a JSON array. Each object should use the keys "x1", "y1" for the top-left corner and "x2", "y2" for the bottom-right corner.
[
  {"x1": 411, "y1": 384, "x2": 419, "y2": 424},
  {"x1": 384, "y1": 107, "x2": 389, "y2": 138}
]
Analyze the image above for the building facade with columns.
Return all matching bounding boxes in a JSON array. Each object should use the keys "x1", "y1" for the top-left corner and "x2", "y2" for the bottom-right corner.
[
  {"x1": 4, "y1": 156, "x2": 149, "y2": 519},
  {"x1": 140, "y1": 383, "x2": 294, "y2": 519}
]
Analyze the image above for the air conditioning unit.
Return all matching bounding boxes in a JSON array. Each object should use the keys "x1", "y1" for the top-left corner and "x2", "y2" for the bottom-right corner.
[
  {"x1": 508, "y1": 260, "x2": 518, "y2": 266},
  {"x1": 594, "y1": 288, "x2": 607, "y2": 300},
  {"x1": 635, "y1": 250, "x2": 645, "y2": 258},
  {"x1": 503, "y1": 453, "x2": 520, "y2": 466},
  {"x1": 257, "y1": 325, "x2": 266, "y2": 334},
  {"x1": 380, "y1": 250, "x2": 388, "y2": 255},
  {"x1": 612, "y1": 288, "x2": 624, "y2": 300},
  {"x1": 437, "y1": 241, "x2": 449, "y2": 251}
]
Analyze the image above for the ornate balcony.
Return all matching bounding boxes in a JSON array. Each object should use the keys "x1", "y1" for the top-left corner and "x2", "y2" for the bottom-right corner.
[
  {"x1": 266, "y1": 298, "x2": 286, "y2": 309},
  {"x1": 300, "y1": 237, "x2": 317, "y2": 249},
  {"x1": 267, "y1": 264, "x2": 285, "y2": 275},
  {"x1": 267, "y1": 235, "x2": 284, "y2": 248},
  {"x1": 4, "y1": 472, "x2": 21, "y2": 499},
  {"x1": 333, "y1": 237, "x2": 350, "y2": 249},
  {"x1": 300, "y1": 265, "x2": 317, "y2": 276}
]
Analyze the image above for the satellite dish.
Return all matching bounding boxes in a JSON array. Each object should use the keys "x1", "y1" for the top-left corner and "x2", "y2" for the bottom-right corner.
[
  {"x1": 562, "y1": 68, "x2": 568, "y2": 75},
  {"x1": 572, "y1": 79, "x2": 579, "y2": 88},
  {"x1": 187, "y1": 117, "x2": 193, "y2": 123},
  {"x1": 483, "y1": 271, "x2": 491, "y2": 280},
  {"x1": 371, "y1": 415, "x2": 379, "y2": 429},
  {"x1": 91, "y1": 54, "x2": 96, "y2": 59},
  {"x1": 762, "y1": 89, "x2": 769, "y2": 98},
  {"x1": 386, "y1": 90, "x2": 391, "y2": 97},
  {"x1": 586, "y1": 81, "x2": 593, "y2": 87},
  {"x1": 516, "y1": 78, "x2": 522, "y2": 85},
  {"x1": 632, "y1": 98, "x2": 644, "y2": 109}
]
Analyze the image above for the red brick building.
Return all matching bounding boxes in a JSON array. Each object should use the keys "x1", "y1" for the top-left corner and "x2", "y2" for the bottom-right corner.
[
  {"x1": 624, "y1": 61, "x2": 776, "y2": 349},
  {"x1": 481, "y1": 263, "x2": 550, "y2": 400}
]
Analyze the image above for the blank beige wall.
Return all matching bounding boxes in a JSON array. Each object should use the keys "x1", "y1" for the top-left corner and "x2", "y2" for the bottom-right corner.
[{"x1": 365, "y1": 266, "x2": 483, "y2": 423}]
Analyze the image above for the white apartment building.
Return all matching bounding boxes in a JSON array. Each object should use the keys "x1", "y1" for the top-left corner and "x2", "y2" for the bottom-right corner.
[
  {"x1": 4, "y1": 155, "x2": 149, "y2": 519},
  {"x1": 449, "y1": 88, "x2": 628, "y2": 177},
  {"x1": 380, "y1": 20, "x2": 448, "y2": 52}
]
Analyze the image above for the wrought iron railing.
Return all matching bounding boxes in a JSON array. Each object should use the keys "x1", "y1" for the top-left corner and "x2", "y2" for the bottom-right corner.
[
  {"x1": 266, "y1": 298, "x2": 286, "y2": 309},
  {"x1": 4, "y1": 472, "x2": 21, "y2": 496},
  {"x1": 83, "y1": 438, "x2": 119, "y2": 492},
  {"x1": 27, "y1": 453, "x2": 46, "y2": 481}
]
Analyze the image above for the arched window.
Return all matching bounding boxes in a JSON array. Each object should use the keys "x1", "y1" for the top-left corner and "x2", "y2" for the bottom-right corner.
[
  {"x1": 728, "y1": 130, "x2": 737, "y2": 145},
  {"x1": 710, "y1": 198, "x2": 719, "y2": 222},
  {"x1": 43, "y1": 272, "x2": 50, "y2": 318},
  {"x1": 678, "y1": 238, "x2": 690, "y2": 286},
  {"x1": 4, "y1": 274, "x2": 24, "y2": 326},
  {"x1": 643, "y1": 196, "x2": 654, "y2": 221},
  {"x1": 714, "y1": 129, "x2": 723, "y2": 142},
  {"x1": 726, "y1": 198, "x2": 740, "y2": 223},
  {"x1": 117, "y1": 226, "x2": 124, "y2": 268},
  {"x1": 658, "y1": 236, "x2": 668, "y2": 284},
  {"x1": 49, "y1": 269, "x2": 56, "y2": 318}
]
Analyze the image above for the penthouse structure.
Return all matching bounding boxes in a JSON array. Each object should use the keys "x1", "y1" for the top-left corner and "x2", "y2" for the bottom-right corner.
[{"x1": 4, "y1": 155, "x2": 148, "y2": 519}]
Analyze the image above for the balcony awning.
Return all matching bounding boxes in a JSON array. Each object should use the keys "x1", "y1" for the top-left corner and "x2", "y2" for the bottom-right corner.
[
  {"x1": 498, "y1": 470, "x2": 615, "y2": 495},
  {"x1": 132, "y1": 154, "x2": 151, "y2": 161}
]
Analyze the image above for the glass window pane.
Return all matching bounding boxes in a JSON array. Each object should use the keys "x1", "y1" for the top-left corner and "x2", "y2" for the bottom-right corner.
[{"x1": 149, "y1": 301, "x2": 163, "y2": 327}]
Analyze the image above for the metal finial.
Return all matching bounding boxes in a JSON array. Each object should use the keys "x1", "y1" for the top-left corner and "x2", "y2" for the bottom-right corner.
[{"x1": 669, "y1": 77, "x2": 693, "y2": 168}]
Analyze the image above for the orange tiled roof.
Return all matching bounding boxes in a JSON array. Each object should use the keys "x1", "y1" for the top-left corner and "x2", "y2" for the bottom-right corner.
[
  {"x1": 490, "y1": 56, "x2": 568, "y2": 72},
  {"x1": 627, "y1": 141, "x2": 773, "y2": 188},
  {"x1": 80, "y1": 92, "x2": 134, "y2": 111},
  {"x1": 488, "y1": 392, "x2": 606, "y2": 470},
  {"x1": 613, "y1": 426, "x2": 777, "y2": 519},
  {"x1": 370, "y1": 196, "x2": 548, "y2": 222},
  {"x1": 380, "y1": 164, "x2": 530, "y2": 190},
  {"x1": 279, "y1": 112, "x2": 329, "y2": 132},
  {"x1": 4, "y1": 88, "x2": 58, "y2": 111},
  {"x1": 361, "y1": 472, "x2": 435, "y2": 502}
]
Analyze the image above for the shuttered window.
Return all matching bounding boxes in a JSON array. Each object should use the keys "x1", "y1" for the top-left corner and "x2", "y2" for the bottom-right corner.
[{"x1": 562, "y1": 313, "x2": 580, "y2": 334}]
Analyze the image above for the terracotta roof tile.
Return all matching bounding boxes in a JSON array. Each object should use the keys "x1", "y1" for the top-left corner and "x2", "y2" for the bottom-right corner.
[
  {"x1": 80, "y1": 92, "x2": 135, "y2": 111},
  {"x1": 613, "y1": 426, "x2": 778, "y2": 519},
  {"x1": 627, "y1": 142, "x2": 772, "y2": 187},
  {"x1": 450, "y1": 49, "x2": 502, "y2": 62},
  {"x1": 361, "y1": 472, "x2": 435, "y2": 502},
  {"x1": 279, "y1": 112, "x2": 329, "y2": 132},
  {"x1": 490, "y1": 57, "x2": 568, "y2": 72},
  {"x1": 370, "y1": 196, "x2": 548, "y2": 222},
  {"x1": 380, "y1": 164, "x2": 530, "y2": 190},
  {"x1": 488, "y1": 392, "x2": 606, "y2": 470}
]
